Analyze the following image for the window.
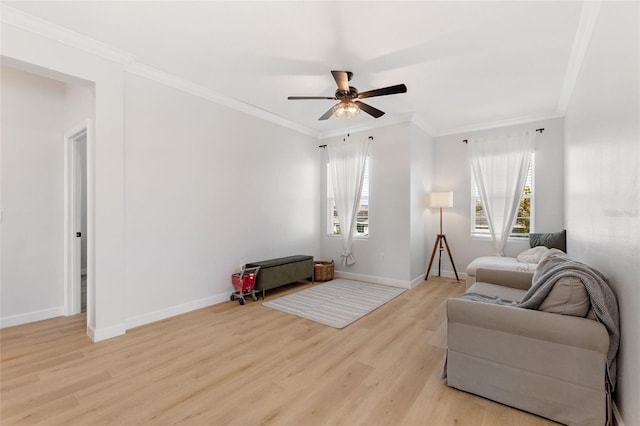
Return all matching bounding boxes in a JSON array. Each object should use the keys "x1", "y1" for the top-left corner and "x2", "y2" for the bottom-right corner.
[
  {"x1": 471, "y1": 156, "x2": 534, "y2": 238},
  {"x1": 327, "y1": 159, "x2": 369, "y2": 237}
]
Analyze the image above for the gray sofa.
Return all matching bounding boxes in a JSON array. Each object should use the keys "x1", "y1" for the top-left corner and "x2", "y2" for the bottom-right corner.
[{"x1": 446, "y1": 268, "x2": 610, "y2": 426}]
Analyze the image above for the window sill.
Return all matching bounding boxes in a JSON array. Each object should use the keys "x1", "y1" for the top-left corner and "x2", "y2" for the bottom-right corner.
[
  {"x1": 471, "y1": 234, "x2": 530, "y2": 242},
  {"x1": 326, "y1": 234, "x2": 369, "y2": 240}
]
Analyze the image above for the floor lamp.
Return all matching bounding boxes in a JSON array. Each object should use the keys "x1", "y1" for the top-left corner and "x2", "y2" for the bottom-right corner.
[{"x1": 426, "y1": 191, "x2": 460, "y2": 281}]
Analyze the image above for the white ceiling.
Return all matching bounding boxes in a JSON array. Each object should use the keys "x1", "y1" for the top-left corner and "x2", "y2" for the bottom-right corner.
[{"x1": 4, "y1": 1, "x2": 585, "y2": 137}]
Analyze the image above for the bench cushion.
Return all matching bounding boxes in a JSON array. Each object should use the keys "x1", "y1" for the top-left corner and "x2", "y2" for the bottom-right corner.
[
  {"x1": 246, "y1": 255, "x2": 314, "y2": 292},
  {"x1": 246, "y1": 255, "x2": 313, "y2": 269}
]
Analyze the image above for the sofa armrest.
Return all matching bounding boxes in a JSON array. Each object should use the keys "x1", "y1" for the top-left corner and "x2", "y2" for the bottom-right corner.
[
  {"x1": 475, "y1": 268, "x2": 534, "y2": 291},
  {"x1": 447, "y1": 298, "x2": 609, "y2": 353},
  {"x1": 446, "y1": 297, "x2": 609, "y2": 424}
]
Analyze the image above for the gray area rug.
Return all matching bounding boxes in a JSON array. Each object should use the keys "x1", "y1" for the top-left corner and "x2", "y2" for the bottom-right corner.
[{"x1": 263, "y1": 279, "x2": 406, "y2": 328}]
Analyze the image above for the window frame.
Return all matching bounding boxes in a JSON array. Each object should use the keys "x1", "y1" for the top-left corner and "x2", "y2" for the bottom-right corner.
[
  {"x1": 326, "y1": 158, "x2": 370, "y2": 238},
  {"x1": 470, "y1": 155, "x2": 535, "y2": 239}
]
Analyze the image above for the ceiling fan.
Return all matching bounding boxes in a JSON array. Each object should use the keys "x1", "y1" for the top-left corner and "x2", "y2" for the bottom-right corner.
[{"x1": 288, "y1": 70, "x2": 407, "y2": 120}]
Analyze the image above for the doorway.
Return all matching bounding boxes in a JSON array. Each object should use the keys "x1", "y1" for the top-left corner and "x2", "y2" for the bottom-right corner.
[{"x1": 64, "y1": 121, "x2": 91, "y2": 317}]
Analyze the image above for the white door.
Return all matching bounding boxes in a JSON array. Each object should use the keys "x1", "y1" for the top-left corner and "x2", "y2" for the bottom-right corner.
[{"x1": 64, "y1": 122, "x2": 89, "y2": 316}]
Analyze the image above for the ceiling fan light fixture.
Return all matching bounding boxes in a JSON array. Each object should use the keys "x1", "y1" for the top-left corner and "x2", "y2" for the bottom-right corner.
[
  {"x1": 333, "y1": 100, "x2": 360, "y2": 119},
  {"x1": 288, "y1": 71, "x2": 406, "y2": 120}
]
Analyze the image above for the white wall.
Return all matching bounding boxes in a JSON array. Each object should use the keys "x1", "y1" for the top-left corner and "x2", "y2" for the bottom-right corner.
[
  {"x1": 432, "y1": 117, "x2": 565, "y2": 277},
  {"x1": 0, "y1": 65, "x2": 66, "y2": 325},
  {"x1": 319, "y1": 121, "x2": 434, "y2": 287},
  {"x1": 409, "y1": 124, "x2": 435, "y2": 281},
  {"x1": 2, "y1": 22, "x2": 127, "y2": 340},
  {"x1": 64, "y1": 83, "x2": 94, "y2": 130},
  {"x1": 1, "y1": 21, "x2": 319, "y2": 341},
  {"x1": 0, "y1": 64, "x2": 94, "y2": 327},
  {"x1": 2, "y1": 18, "x2": 320, "y2": 337},
  {"x1": 564, "y1": 2, "x2": 640, "y2": 424},
  {"x1": 123, "y1": 73, "x2": 320, "y2": 326}
]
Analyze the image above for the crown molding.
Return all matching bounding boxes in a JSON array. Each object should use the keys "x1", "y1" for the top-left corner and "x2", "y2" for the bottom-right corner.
[
  {"x1": 410, "y1": 113, "x2": 436, "y2": 137},
  {"x1": 318, "y1": 113, "x2": 417, "y2": 139},
  {"x1": 436, "y1": 112, "x2": 564, "y2": 137},
  {"x1": 557, "y1": 0, "x2": 602, "y2": 113},
  {"x1": 126, "y1": 62, "x2": 316, "y2": 137},
  {"x1": 317, "y1": 112, "x2": 436, "y2": 140},
  {"x1": 1, "y1": 3, "x2": 587, "y2": 141},
  {"x1": 1, "y1": 4, "x2": 316, "y2": 138},
  {"x1": 0, "y1": 4, "x2": 136, "y2": 64}
]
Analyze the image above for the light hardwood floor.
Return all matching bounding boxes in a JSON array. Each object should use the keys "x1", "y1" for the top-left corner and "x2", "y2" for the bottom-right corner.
[{"x1": 1, "y1": 277, "x2": 558, "y2": 425}]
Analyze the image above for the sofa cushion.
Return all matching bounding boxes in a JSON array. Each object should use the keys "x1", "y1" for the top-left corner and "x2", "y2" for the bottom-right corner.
[
  {"x1": 529, "y1": 230, "x2": 566, "y2": 252},
  {"x1": 466, "y1": 256, "x2": 536, "y2": 277},
  {"x1": 466, "y1": 282, "x2": 527, "y2": 304},
  {"x1": 516, "y1": 246, "x2": 549, "y2": 263},
  {"x1": 536, "y1": 248, "x2": 567, "y2": 271},
  {"x1": 475, "y1": 269, "x2": 533, "y2": 291},
  {"x1": 539, "y1": 276, "x2": 590, "y2": 317}
]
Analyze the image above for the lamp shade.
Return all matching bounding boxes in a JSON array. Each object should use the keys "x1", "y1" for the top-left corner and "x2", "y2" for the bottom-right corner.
[{"x1": 429, "y1": 191, "x2": 453, "y2": 208}]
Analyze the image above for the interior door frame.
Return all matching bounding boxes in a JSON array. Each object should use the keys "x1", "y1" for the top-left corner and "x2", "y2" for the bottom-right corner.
[{"x1": 63, "y1": 119, "x2": 92, "y2": 317}]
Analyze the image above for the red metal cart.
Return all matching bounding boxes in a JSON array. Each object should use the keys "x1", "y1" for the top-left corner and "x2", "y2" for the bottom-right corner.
[{"x1": 230, "y1": 266, "x2": 260, "y2": 305}]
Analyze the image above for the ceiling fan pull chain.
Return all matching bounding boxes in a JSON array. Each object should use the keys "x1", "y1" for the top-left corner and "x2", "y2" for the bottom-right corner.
[{"x1": 344, "y1": 123, "x2": 351, "y2": 142}]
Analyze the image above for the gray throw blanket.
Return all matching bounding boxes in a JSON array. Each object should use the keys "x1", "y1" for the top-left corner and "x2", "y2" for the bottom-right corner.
[{"x1": 462, "y1": 254, "x2": 620, "y2": 391}]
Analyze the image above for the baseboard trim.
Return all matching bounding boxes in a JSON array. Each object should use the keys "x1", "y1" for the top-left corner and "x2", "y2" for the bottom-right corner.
[
  {"x1": 125, "y1": 292, "x2": 232, "y2": 330},
  {"x1": 409, "y1": 274, "x2": 427, "y2": 288},
  {"x1": 88, "y1": 323, "x2": 126, "y2": 342},
  {"x1": 0, "y1": 306, "x2": 64, "y2": 328},
  {"x1": 334, "y1": 270, "x2": 412, "y2": 289},
  {"x1": 613, "y1": 401, "x2": 624, "y2": 426},
  {"x1": 429, "y1": 269, "x2": 467, "y2": 281}
]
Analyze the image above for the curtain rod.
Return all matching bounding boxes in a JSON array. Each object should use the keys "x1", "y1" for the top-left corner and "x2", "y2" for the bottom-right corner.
[
  {"x1": 462, "y1": 128, "x2": 544, "y2": 144},
  {"x1": 319, "y1": 135, "x2": 374, "y2": 148}
]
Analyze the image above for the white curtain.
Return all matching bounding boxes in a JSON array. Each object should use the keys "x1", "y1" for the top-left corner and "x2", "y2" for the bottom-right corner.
[
  {"x1": 469, "y1": 130, "x2": 535, "y2": 256},
  {"x1": 327, "y1": 138, "x2": 371, "y2": 266}
]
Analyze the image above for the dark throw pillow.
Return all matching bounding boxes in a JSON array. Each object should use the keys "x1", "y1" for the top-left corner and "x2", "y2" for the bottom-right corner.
[{"x1": 529, "y1": 230, "x2": 566, "y2": 252}]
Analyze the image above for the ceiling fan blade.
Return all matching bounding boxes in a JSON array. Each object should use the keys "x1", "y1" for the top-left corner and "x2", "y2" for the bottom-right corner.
[
  {"x1": 288, "y1": 96, "x2": 337, "y2": 100},
  {"x1": 357, "y1": 84, "x2": 407, "y2": 99},
  {"x1": 355, "y1": 101, "x2": 385, "y2": 118},
  {"x1": 331, "y1": 70, "x2": 351, "y2": 93},
  {"x1": 319, "y1": 105, "x2": 336, "y2": 120}
]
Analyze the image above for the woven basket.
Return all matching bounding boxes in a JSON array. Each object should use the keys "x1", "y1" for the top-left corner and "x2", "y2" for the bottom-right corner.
[{"x1": 314, "y1": 260, "x2": 335, "y2": 282}]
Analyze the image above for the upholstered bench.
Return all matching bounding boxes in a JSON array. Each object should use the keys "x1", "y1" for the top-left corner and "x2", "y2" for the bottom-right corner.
[{"x1": 245, "y1": 255, "x2": 314, "y2": 299}]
